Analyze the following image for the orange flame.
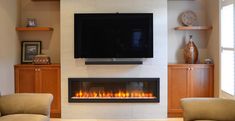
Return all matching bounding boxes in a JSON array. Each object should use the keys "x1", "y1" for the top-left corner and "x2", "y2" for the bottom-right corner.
[{"x1": 74, "y1": 90, "x2": 155, "y2": 98}]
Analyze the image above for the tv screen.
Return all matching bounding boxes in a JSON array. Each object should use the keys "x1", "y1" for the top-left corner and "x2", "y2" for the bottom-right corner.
[{"x1": 74, "y1": 13, "x2": 153, "y2": 58}]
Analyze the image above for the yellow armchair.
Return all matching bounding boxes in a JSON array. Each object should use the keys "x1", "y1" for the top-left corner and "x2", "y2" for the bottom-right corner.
[
  {"x1": 181, "y1": 98, "x2": 235, "y2": 121},
  {"x1": 0, "y1": 93, "x2": 53, "y2": 121}
]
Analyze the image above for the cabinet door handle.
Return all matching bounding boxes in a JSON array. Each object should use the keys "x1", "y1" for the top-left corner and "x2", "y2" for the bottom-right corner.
[{"x1": 35, "y1": 68, "x2": 41, "y2": 71}]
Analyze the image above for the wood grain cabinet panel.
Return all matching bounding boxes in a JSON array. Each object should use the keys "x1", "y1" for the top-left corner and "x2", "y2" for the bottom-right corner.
[
  {"x1": 168, "y1": 64, "x2": 214, "y2": 117},
  {"x1": 39, "y1": 67, "x2": 61, "y2": 118},
  {"x1": 15, "y1": 67, "x2": 36, "y2": 93},
  {"x1": 168, "y1": 66, "x2": 189, "y2": 117},
  {"x1": 15, "y1": 64, "x2": 61, "y2": 118},
  {"x1": 189, "y1": 65, "x2": 214, "y2": 97}
]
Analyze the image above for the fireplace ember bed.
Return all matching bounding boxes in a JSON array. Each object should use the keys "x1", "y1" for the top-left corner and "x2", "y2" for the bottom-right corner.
[{"x1": 68, "y1": 78, "x2": 160, "y2": 103}]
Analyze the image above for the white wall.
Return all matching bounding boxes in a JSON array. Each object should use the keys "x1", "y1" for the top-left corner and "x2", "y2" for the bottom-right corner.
[
  {"x1": 206, "y1": 0, "x2": 220, "y2": 97},
  {"x1": 61, "y1": 0, "x2": 167, "y2": 119},
  {"x1": 0, "y1": 0, "x2": 20, "y2": 95},
  {"x1": 168, "y1": 0, "x2": 209, "y2": 64}
]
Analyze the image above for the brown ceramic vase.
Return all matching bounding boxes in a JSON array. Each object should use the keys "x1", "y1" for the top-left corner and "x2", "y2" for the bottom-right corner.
[{"x1": 184, "y1": 35, "x2": 198, "y2": 64}]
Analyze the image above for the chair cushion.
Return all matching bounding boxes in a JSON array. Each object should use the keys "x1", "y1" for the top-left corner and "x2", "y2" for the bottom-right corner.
[{"x1": 0, "y1": 114, "x2": 49, "y2": 121}]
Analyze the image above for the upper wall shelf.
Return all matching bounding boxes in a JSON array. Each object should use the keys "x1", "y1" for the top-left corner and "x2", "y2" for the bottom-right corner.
[
  {"x1": 174, "y1": 26, "x2": 213, "y2": 31},
  {"x1": 16, "y1": 27, "x2": 54, "y2": 31}
]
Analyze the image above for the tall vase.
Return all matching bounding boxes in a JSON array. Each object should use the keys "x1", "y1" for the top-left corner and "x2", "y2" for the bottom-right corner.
[{"x1": 184, "y1": 35, "x2": 198, "y2": 64}]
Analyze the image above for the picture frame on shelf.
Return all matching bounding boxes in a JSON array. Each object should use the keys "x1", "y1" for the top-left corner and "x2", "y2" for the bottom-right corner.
[
  {"x1": 21, "y1": 41, "x2": 41, "y2": 64},
  {"x1": 26, "y1": 18, "x2": 37, "y2": 27}
]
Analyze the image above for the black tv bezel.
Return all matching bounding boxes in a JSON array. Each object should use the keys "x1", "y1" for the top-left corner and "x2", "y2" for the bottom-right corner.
[{"x1": 74, "y1": 13, "x2": 154, "y2": 58}]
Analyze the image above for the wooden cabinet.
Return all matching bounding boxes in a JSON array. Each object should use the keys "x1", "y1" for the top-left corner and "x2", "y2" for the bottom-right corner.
[
  {"x1": 15, "y1": 64, "x2": 61, "y2": 118},
  {"x1": 168, "y1": 64, "x2": 214, "y2": 117},
  {"x1": 168, "y1": 65, "x2": 188, "y2": 117},
  {"x1": 15, "y1": 67, "x2": 37, "y2": 93}
]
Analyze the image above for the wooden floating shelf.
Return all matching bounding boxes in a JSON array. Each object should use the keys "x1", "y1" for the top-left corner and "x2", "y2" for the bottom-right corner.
[
  {"x1": 32, "y1": 0, "x2": 59, "y2": 1},
  {"x1": 175, "y1": 26, "x2": 213, "y2": 30},
  {"x1": 168, "y1": 0, "x2": 195, "y2": 1},
  {"x1": 16, "y1": 27, "x2": 53, "y2": 31}
]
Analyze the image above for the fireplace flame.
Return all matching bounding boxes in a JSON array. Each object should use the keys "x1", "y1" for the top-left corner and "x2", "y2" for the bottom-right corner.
[{"x1": 73, "y1": 90, "x2": 155, "y2": 99}]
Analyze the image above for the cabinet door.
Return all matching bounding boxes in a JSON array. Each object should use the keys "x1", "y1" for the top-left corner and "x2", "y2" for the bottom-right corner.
[
  {"x1": 15, "y1": 66, "x2": 36, "y2": 93},
  {"x1": 168, "y1": 65, "x2": 189, "y2": 117},
  {"x1": 39, "y1": 66, "x2": 61, "y2": 118},
  {"x1": 189, "y1": 65, "x2": 214, "y2": 97}
]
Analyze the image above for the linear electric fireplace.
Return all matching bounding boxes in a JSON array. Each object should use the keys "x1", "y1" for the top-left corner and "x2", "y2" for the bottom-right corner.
[{"x1": 68, "y1": 78, "x2": 159, "y2": 103}]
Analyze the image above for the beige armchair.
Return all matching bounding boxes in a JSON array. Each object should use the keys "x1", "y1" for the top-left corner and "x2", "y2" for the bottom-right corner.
[
  {"x1": 0, "y1": 93, "x2": 53, "y2": 121},
  {"x1": 181, "y1": 98, "x2": 235, "y2": 121}
]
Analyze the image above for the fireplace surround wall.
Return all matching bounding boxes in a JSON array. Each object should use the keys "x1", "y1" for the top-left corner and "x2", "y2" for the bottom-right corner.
[
  {"x1": 68, "y1": 78, "x2": 160, "y2": 103},
  {"x1": 61, "y1": 0, "x2": 167, "y2": 118}
]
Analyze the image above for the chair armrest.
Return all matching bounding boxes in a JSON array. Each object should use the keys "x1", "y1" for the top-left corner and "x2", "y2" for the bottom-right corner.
[
  {"x1": 181, "y1": 98, "x2": 235, "y2": 121},
  {"x1": 0, "y1": 93, "x2": 53, "y2": 117}
]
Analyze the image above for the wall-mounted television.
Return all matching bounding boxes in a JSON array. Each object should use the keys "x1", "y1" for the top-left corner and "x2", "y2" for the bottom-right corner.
[{"x1": 74, "y1": 13, "x2": 153, "y2": 58}]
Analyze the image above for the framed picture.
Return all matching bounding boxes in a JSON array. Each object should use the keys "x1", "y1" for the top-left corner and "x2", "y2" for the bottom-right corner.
[{"x1": 21, "y1": 41, "x2": 41, "y2": 64}]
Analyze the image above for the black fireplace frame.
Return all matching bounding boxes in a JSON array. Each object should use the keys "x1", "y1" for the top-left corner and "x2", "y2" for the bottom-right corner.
[{"x1": 68, "y1": 78, "x2": 160, "y2": 103}]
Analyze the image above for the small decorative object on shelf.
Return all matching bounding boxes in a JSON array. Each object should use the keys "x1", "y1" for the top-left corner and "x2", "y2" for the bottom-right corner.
[
  {"x1": 180, "y1": 10, "x2": 197, "y2": 26},
  {"x1": 32, "y1": 55, "x2": 51, "y2": 65},
  {"x1": 204, "y1": 58, "x2": 213, "y2": 64},
  {"x1": 26, "y1": 18, "x2": 37, "y2": 27},
  {"x1": 21, "y1": 41, "x2": 41, "y2": 64},
  {"x1": 184, "y1": 35, "x2": 198, "y2": 64}
]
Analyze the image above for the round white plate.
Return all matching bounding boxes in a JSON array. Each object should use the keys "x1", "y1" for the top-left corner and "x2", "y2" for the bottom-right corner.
[{"x1": 181, "y1": 11, "x2": 197, "y2": 26}]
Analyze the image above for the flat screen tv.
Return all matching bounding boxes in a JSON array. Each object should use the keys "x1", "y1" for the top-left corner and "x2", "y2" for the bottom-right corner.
[{"x1": 74, "y1": 13, "x2": 153, "y2": 58}]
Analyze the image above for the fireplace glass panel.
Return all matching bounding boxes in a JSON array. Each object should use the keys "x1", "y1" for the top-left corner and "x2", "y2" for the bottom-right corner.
[{"x1": 68, "y1": 78, "x2": 159, "y2": 102}]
